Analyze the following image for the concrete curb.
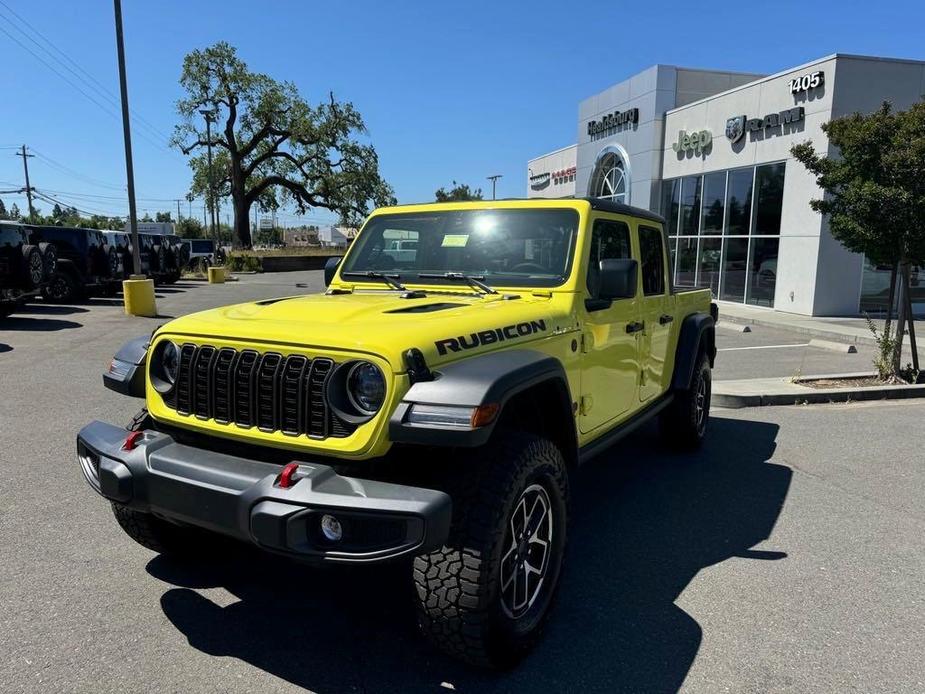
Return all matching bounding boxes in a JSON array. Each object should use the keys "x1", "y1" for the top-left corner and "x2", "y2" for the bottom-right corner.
[
  {"x1": 713, "y1": 373, "x2": 925, "y2": 409},
  {"x1": 718, "y1": 312, "x2": 874, "y2": 345},
  {"x1": 808, "y1": 338, "x2": 857, "y2": 353},
  {"x1": 716, "y1": 321, "x2": 751, "y2": 333}
]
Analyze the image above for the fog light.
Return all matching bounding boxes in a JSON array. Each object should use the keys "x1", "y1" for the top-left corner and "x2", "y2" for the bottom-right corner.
[{"x1": 320, "y1": 514, "x2": 343, "y2": 542}]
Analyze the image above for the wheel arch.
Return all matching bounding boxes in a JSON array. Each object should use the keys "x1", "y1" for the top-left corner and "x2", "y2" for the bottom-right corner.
[
  {"x1": 389, "y1": 349, "x2": 576, "y2": 461},
  {"x1": 671, "y1": 312, "x2": 716, "y2": 392}
]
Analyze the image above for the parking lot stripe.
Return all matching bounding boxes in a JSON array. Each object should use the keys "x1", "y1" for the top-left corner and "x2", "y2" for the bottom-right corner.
[{"x1": 718, "y1": 343, "x2": 811, "y2": 352}]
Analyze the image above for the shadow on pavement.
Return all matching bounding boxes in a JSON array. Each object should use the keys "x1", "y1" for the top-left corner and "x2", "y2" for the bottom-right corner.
[
  {"x1": 147, "y1": 415, "x2": 789, "y2": 693},
  {"x1": 20, "y1": 304, "x2": 90, "y2": 315},
  {"x1": 0, "y1": 343, "x2": 11, "y2": 353},
  {"x1": 0, "y1": 316, "x2": 82, "y2": 331}
]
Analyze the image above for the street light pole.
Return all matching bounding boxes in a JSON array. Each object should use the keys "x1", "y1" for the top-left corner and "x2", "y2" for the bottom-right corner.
[
  {"x1": 200, "y1": 109, "x2": 217, "y2": 242},
  {"x1": 113, "y1": 0, "x2": 141, "y2": 275},
  {"x1": 487, "y1": 174, "x2": 502, "y2": 200}
]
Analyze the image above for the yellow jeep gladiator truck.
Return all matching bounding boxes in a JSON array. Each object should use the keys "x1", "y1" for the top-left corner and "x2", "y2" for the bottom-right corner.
[{"x1": 77, "y1": 198, "x2": 716, "y2": 667}]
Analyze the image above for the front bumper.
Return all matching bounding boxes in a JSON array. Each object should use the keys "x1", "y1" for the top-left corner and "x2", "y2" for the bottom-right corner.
[{"x1": 76, "y1": 421, "x2": 452, "y2": 563}]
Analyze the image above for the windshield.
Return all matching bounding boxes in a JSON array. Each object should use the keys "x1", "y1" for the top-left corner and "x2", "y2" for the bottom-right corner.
[{"x1": 341, "y1": 208, "x2": 579, "y2": 288}]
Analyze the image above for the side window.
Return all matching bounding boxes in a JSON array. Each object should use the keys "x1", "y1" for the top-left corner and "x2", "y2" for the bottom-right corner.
[
  {"x1": 586, "y1": 218, "x2": 631, "y2": 297},
  {"x1": 639, "y1": 225, "x2": 666, "y2": 296}
]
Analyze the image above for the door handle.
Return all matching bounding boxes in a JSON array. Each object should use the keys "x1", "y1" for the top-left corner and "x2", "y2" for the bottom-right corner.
[
  {"x1": 659, "y1": 314, "x2": 674, "y2": 325},
  {"x1": 626, "y1": 321, "x2": 645, "y2": 334}
]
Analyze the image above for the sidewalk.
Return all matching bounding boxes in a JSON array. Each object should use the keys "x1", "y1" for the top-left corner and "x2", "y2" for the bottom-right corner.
[{"x1": 716, "y1": 301, "x2": 925, "y2": 351}]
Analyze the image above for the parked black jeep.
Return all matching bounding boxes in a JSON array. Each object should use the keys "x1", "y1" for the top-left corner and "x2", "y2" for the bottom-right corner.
[
  {"x1": 0, "y1": 221, "x2": 57, "y2": 317},
  {"x1": 101, "y1": 231, "x2": 133, "y2": 280},
  {"x1": 28, "y1": 225, "x2": 120, "y2": 302}
]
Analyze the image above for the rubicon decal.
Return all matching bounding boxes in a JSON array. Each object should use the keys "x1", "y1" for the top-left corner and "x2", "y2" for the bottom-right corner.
[{"x1": 435, "y1": 320, "x2": 547, "y2": 355}]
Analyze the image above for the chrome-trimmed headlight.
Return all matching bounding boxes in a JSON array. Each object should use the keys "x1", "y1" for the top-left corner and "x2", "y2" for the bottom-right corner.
[
  {"x1": 150, "y1": 340, "x2": 180, "y2": 394},
  {"x1": 327, "y1": 360, "x2": 387, "y2": 424}
]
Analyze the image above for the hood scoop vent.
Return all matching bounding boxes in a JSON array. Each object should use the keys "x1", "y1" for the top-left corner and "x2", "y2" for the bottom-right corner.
[{"x1": 385, "y1": 302, "x2": 467, "y2": 314}]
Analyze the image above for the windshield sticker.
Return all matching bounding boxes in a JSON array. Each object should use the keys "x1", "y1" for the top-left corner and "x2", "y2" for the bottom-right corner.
[
  {"x1": 435, "y1": 320, "x2": 547, "y2": 355},
  {"x1": 441, "y1": 234, "x2": 469, "y2": 248}
]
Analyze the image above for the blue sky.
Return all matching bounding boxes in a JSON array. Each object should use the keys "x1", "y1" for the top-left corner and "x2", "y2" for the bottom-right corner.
[{"x1": 1, "y1": 0, "x2": 924, "y2": 226}]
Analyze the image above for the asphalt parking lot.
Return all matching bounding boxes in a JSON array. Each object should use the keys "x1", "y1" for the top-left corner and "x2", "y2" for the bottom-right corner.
[{"x1": 2, "y1": 272, "x2": 923, "y2": 693}]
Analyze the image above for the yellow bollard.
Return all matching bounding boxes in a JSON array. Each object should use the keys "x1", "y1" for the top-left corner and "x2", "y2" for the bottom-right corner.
[
  {"x1": 208, "y1": 266, "x2": 226, "y2": 284},
  {"x1": 122, "y1": 275, "x2": 157, "y2": 317}
]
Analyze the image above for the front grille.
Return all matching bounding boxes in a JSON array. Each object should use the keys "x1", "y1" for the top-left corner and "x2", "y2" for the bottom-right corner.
[{"x1": 166, "y1": 344, "x2": 354, "y2": 439}]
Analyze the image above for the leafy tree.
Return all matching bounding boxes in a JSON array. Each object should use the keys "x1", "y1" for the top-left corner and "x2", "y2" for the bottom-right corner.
[
  {"x1": 155, "y1": 211, "x2": 174, "y2": 223},
  {"x1": 172, "y1": 41, "x2": 394, "y2": 249},
  {"x1": 792, "y1": 101, "x2": 925, "y2": 377},
  {"x1": 177, "y1": 217, "x2": 204, "y2": 238},
  {"x1": 0, "y1": 198, "x2": 6, "y2": 220},
  {"x1": 9, "y1": 203, "x2": 22, "y2": 220},
  {"x1": 51, "y1": 203, "x2": 64, "y2": 220},
  {"x1": 435, "y1": 181, "x2": 483, "y2": 202}
]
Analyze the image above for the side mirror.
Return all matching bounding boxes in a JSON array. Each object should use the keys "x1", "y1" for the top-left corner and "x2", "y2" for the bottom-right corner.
[
  {"x1": 324, "y1": 256, "x2": 341, "y2": 287},
  {"x1": 598, "y1": 258, "x2": 637, "y2": 300}
]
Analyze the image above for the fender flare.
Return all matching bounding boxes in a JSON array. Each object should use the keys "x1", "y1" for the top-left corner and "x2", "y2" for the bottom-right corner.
[
  {"x1": 671, "y1": 313, "x2": 716, "y2": 392},
  {"x1": 389, "y1": 349, "x2": 571, "y2": 448},
  {"x1": 102, "y1": 335, "x2": 149, "y2": 398}
]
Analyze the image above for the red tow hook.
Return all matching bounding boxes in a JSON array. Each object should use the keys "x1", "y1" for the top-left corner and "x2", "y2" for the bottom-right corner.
[
  {"x1": 278, "y1": 462, "x2": 301, "y2": 489},
  {"x1": 122, "y1": 431, "x2": 144, "y2": 451}
]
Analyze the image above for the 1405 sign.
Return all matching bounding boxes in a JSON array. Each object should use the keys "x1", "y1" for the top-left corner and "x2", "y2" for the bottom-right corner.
[{"x1": 789, "y1": 70, "x2": 824, "y2": 94}]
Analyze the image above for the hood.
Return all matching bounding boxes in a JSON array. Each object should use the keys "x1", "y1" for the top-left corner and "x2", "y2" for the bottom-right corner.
[{"x1": 157, "y1": 290, "x2": 574, "y2": 370}]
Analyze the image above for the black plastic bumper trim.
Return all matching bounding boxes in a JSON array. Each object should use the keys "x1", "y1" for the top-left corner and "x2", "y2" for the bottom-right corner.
[{"x1": 76, "y1": 420, "x2": 452, "y2": 563}]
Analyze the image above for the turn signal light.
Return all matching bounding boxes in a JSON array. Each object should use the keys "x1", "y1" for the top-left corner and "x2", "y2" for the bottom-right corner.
[{"x1": 471, "y1": 403, "x2": 501, "y2": 428}]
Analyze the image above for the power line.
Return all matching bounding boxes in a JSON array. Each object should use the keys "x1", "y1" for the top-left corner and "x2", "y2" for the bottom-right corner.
[
  {"x1": 0, "y1": 0, "x2": 172, "y2": 144},
  {"x1": 0, "y1": 15, "x2": 173, "y2": 155}
]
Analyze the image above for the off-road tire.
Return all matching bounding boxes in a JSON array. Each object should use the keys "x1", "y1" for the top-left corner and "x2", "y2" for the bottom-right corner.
[
  {"x1": 414, "y1": 433, "x2": 569, "y2": 668},
  {"x1": 661, "y1": 351, "x2": 711, "y2": 450},
  {"x1": 22, "y1": 245, "x2": 44, "y2": 287},
  {"x1": 38, "y1": 242, "x2": 57, "y2": 279},
  {"x1": 107, "y1": 247, "x2": 121, "y2": 278},
  {"x1": 110, "y1": 408, "x2": 201, "y2": 555},
  {"x1": 42, "y1": 270, "x2": 79, "y2": 303},
  {"x1": 0, "y1": 302, "x2": 17, "y2": 319}
]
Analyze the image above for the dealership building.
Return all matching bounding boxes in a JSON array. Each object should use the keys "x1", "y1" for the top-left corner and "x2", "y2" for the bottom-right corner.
[{"x1": 527, "y1": 54, "x2": 925, "y2": 316}]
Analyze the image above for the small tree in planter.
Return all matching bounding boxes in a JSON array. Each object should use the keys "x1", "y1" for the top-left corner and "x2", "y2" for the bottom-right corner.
[{"x1": 792, "y1": 101, "x2": 925, "y2": 381}]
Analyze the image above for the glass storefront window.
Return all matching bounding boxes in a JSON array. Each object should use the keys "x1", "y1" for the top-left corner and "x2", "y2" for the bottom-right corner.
[
  {"x1": 669, "y1": 237, "x2": 677, "y2": 278},
  {"x1": 752, "y1": 162, "x2": 785, "y2": 235},
  {"x1": 746, "y1": 238, "x2": 779, "y2": 306},
  {"x1": 697, "y1": 237, "x2": 722, "y2": 298},
  {"x1": 676, "y1": 237, "x2": 698, "y2": 288},
  {"x1": 725, "y1": 168, "x2": 753, "y2": 235},
  {"x1": 680, "y1": 175, "x2": 702, "y2": 236},
  {"x1": 700, "y1": 172, "x2": 726, "y2": 235},
  {"x1": 720, "y1": 238, "x2": 749, "y2": 302},
  {"x1": 661, "y1": 179, "x2": 680, "y2": 236}
]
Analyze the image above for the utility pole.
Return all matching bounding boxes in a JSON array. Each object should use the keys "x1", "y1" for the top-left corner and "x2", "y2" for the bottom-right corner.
[
  {"x1": 16, "y1": 145, "x2": 35, "y2": 220},
  {"x1": 200, "y1": 109, "x2": 217, "y2": 242},
  {"x1": 175, "y1": 199, "x2": 182, "y2": 223},
  {"x1": 113, "y1": 0, "x2": 141, "y2": 275},
  {"x1": 487, "y1": 174, "x2": 502, "y2": 200}
]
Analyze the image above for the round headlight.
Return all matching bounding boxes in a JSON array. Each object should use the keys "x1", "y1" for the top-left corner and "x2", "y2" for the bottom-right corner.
[
  {"x1": 346, "y1": 362, "x2": 385, "y2": 414},
  {"x1": 161, "y1": 341, "x2": 180, "y2": 384}
]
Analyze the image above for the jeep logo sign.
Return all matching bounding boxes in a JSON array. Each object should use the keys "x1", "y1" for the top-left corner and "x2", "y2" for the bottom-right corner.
[
  {"x1": 435, "y1": 320, "x2": 547, "y2": 356},
  {"x1": 671, "y1": 129, "x2": 712, "y2": 155}
]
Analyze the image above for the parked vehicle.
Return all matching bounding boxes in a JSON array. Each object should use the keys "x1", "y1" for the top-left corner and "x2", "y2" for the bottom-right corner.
[
  {"x1": 0, "y1": 221, "x2": 56, "y2": 316},
  {"x1": 182, "y1": 238, "x2": 220, "y2": 268},
  {"x1": 29, "y1": 225, "x2": 120, "y2": 302},
  {"x1": 77, "y1": 198, "x2": 717, "y2": 667}
]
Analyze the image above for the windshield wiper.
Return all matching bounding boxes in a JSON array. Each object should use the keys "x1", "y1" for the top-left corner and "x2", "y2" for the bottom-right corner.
[
  {"x1": 417, "y1": 272, "x2": 499, "y2": 295},
  {"x1": 341, "y1": 270, "x2": 407, "y2": 291}
]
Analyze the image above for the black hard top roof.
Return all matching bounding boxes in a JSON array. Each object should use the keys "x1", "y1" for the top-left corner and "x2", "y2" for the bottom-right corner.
[{"x1": 578, "y1": 197, "x2": 666, "y2": 225}]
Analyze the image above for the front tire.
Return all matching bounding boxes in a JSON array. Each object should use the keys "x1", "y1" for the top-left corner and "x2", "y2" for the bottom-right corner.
[
  {"x1": 110, "y1": 408, "x2": 202, "y2": 555},
  {"x1": 414, "y1": 433, "x2": 569, "y2": 668},
  {"x1": 661, "y1": 351, "x2": 711, "y2": 449}
]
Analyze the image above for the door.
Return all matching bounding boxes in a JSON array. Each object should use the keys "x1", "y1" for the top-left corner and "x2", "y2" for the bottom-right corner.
[
  {"x1": 637, "y1": 224, "x2": 672, "y2": 402},
  {"x1": 579, "y1": 217, "x2": 640, "y2": 434}
]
